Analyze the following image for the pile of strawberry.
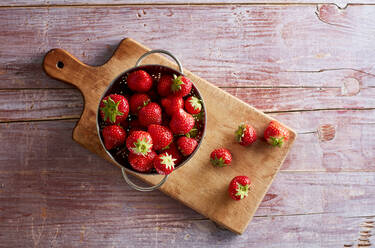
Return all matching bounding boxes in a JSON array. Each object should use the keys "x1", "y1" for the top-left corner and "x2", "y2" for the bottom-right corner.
[
  {"x1": 210, "y1": 121, "x2": 289, "y2": 200},
  {"x1": 99, "y1": 69, "x2": 204, "y2": 175}
]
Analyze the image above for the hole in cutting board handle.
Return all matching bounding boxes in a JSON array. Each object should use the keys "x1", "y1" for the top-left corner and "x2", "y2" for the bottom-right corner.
[{"x1": 57, "y1": 61, "x2": 64, "y2": 69}]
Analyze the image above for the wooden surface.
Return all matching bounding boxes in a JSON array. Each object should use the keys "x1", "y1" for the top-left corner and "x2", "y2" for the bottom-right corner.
[
  {"x1": 43, "y1": 38, "x2": 296, "y2": 234},
  {"x1": 0, "y1": 2, "x2": 374, "y2": 247}
]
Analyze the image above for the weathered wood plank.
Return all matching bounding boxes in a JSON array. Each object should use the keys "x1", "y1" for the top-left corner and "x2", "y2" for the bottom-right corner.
[
  {"x1": 0, "y1": 111, "x2": 373, "y2": 175},
  {"x1": 273, "y1": 110, "x2": 375, "y2": 172},
  {"x1": 1, "y1": 108, "x2": 374, "y2": 174},
  {"x1": 0, "y1": 1, "x2": 367, "y2": 9},
  {"x1": 1, "y1": 86, "x2": 374, "y2": 121},
  {"x1": 1, "y1": 120, "x2": 375, "y2": 246},
  {"x1": 1, "y1": 212, "x2": 373, "y2": 247},
  {"x1": 0, "y1": 89, "x2": 83, "y2": 121},
  {"x1": 1, "y1": 5, "x2": 375, "y2": 88}
]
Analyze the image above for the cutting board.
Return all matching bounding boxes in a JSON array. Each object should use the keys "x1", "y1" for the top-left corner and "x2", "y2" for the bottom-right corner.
[{"x1": 43, "y1": 38, "x2": 296, "y2": 234}]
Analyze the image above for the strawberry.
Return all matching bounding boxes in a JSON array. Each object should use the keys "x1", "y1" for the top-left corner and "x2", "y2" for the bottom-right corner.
[
  {"x1": 163, "y1": 142, "x2": 182, "y2": 165},
  {"x1": 264, "y1": 121, "x2": 289, "y2": 147},
  {"x1": 102, "y1": 125, "x2": 126, "y2": 150},
  {"x1": 161, "y1": 95, "x2": 184, "y2": 116},
  {"x1": 153, "y1": 152, "x2": 176, "y2": 175},
  {"x1": 129, "y1": 93, "x2": 150, "y2": 114},
  {"x1": 235, "y1": 123, "x2": 257, "y2": 146},
  {"x1": 127, "y1": 70, "x2": 153, "y2": 93},
  {"x1": 228, "y1": 176, "x2": 251, "y2": 201},
  {"x1": 138, "y1": 102, "x2": 162, "y2": 127},
  {"x1": 169, "y1": 109, "x2": 195, "y2": 135},
  {"x1": 147, "y1": 124, "x2": 173, "y2": 151},
  {"x1": 171, "y1": 75, "x2": 192, "y2": 97},
  {"x1": 126, "y1": 131, "x2": 153, "y2": 156},
  {"x1": 100, "y1": 94, "x2": 129, "y2": 124},
  {"x1": 210, "y1": 148, "x2": 232, "y2": 167},
  {"x1": 128, "y1": 151, "x2": 156, "y2": 172},
  {"x1": 184, "y1": 96, "x2": 202, "y2": 114},
  {"x1": 157, "y1": 74, "x2": 173, "y2": 96},
  {"x1": 177, "y1": 137, "x2": 198, "y2": 156}
]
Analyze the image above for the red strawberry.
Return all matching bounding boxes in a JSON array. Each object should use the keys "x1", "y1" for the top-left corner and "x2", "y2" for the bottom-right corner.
[
  {"x1": 169, "y1": 109, "x2": 195, "y2": 135},
  {"x1": 184, "y1": 96, "x2": 202, "y2": 114},
  {"x1": 235, "y1": 123, "x2": 257, "y2": 146},
  {"x1": 210, "y1": 148, "x2": 232, "y2": 167},
  {"x1": 161, "y1": 95, "x2": 184, "y2": 116},
  {"x1": 177, "y1": 137, "x2": 198, "y2": 156},
  {"x1": 264, "y1": 121, "x2": 289, "y2": 147},
  {"x1": 228, "y1": 176, "x2": 251, "y2": 201},
  {"x1": 100, "y1": 94, "x2": 129, "y2": 124},
  {"x1": 157, "y1": 74, "x2": 173, "y2": 96},
  {"x1": 126, "y1": 131, "x2": 153, "y2": 156},
  {"x1": 128, "y1": 151, "x2": 156, "y2": 172},
  {"x1": 138, "y1": 102, "x2": 162, "y2": 127},
  {"x1": 171, "y1": 75, "x2": 192, "y2": 97},
  {"x1": 127, "y1": 70, "x2": 153, "y2": 93},
  {"x1": 147, "y1": 124, "x2": 173, "y2": 151},
  {"x1": 129, "y1": 93, "x2": 150, "y2": 114},
  {"x1": 102, "y1": 125, "x2": 126, "y2": 150},
  {"x1": 153, "y1": 152, "x2": 176, "y2": 175},
  {"x1": 163, "y1": 143, "x2": 182, "y2": 165}
]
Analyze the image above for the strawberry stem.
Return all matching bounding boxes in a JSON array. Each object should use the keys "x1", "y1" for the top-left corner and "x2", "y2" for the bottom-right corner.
[
  {"x1": 210, "y1": 156, "x2": 227, "y2": 167},
  {"x1": 235, "y1": 124, "x2": 245, "y2": 142},
  {"x1": 270, "y1": 137, "x2": 284, "y2": 147},
  {"x1": 235, "y1": 182, "x2": 249, "y2": 199},
  {"x1": 131, "y1": 138, "x2": 153, "y2": 156},
  {"x1": 171, "y1": 75, "x2": 185, "y2": 93},
  {"x1": 160, "y1": 153, "x2": 176, "y2": 170},
  {"x1": 189, "y1": 96, "x2": 202, "y2": 111},
  {"x1": 100, "y1": 96, "x2": 124, "y2": 123}
]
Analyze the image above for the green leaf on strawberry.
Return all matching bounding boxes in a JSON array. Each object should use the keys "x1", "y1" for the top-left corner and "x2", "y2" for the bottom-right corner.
[
  {"x1": 234, "y1": 182, "x2": 249, "y2": 200},
  {"x1": 171, "y1": 75, "x2": 185, "y2": 93},
  {"x1": 100, "y1": 96, "x2": 124, "y2": 123},
  {"x1": 131, "y1": 137, "x2": 153, "y2": 156},
  {"x1": 159, "y1": 153, "x2": 176, "y2": 170}
]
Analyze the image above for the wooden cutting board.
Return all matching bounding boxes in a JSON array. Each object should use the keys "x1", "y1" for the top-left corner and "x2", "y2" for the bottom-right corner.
[{"x1": 43, "y1": 38, "x2": 296, "y2": 234}]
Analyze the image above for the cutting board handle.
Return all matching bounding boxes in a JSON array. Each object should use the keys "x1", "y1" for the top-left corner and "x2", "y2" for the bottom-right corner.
[{"x1": 43, "y1": 48, "x2": 93, "y2": 88}]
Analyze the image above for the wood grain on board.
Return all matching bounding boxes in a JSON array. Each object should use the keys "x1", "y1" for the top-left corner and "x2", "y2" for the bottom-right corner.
[{"x1": 1, "y1": 1, "x2": 375, "y2": 247}]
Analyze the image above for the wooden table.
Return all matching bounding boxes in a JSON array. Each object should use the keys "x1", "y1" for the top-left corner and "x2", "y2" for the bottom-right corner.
[{"x1": 0, "y1": 1, "x2": 374, "y2": 247}]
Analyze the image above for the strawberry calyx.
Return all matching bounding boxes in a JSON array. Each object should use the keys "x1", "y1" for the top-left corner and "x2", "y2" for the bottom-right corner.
[
  {"x1": 142, "y1": 99, "x2": 151, "y2": 107},
  {"x1": 161, "y1": 144, "x2": 170, "y2": 150},
  {"x1": 188, "y1": 96, "x2": 202, "y2": 111},
  {"x1": 235, "y1": 182, "x2": 249, "y2": 199},
  {"x1": 235, "y1": 124, "x2": 246, "y2": 142},
  {"x1": 160, "y1": 153, "x2": 176, "y2": 170},
  {"x1": 269, "y1": 136, "x2": 284, "y2": 147},
  {"x1": 137, "y1": 99, "x2": 151, "y2": 111},
  {"x1": 131, "y1": 138, "x2": 153, "y2": 156},
  {"x1": 171, "y1": 75, "x2": 185, "y2": 93},
  {"x1": 210, "y1": 156, "x2": 227, "y2": 167},
  {"x1": 186, "y1": 128, "x2": 198, "y2": 138},
  {"x1": 101, "y1": 96, "x2": 124, "y2": 123}
]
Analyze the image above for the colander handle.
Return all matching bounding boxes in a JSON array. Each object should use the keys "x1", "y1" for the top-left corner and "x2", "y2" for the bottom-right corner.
[
  {"x1": 121, "y1": 168, "x2": 168, "y2": 192},
  {"x1": 135, "y1": 49, "x2": 183, "y2": 74}
]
